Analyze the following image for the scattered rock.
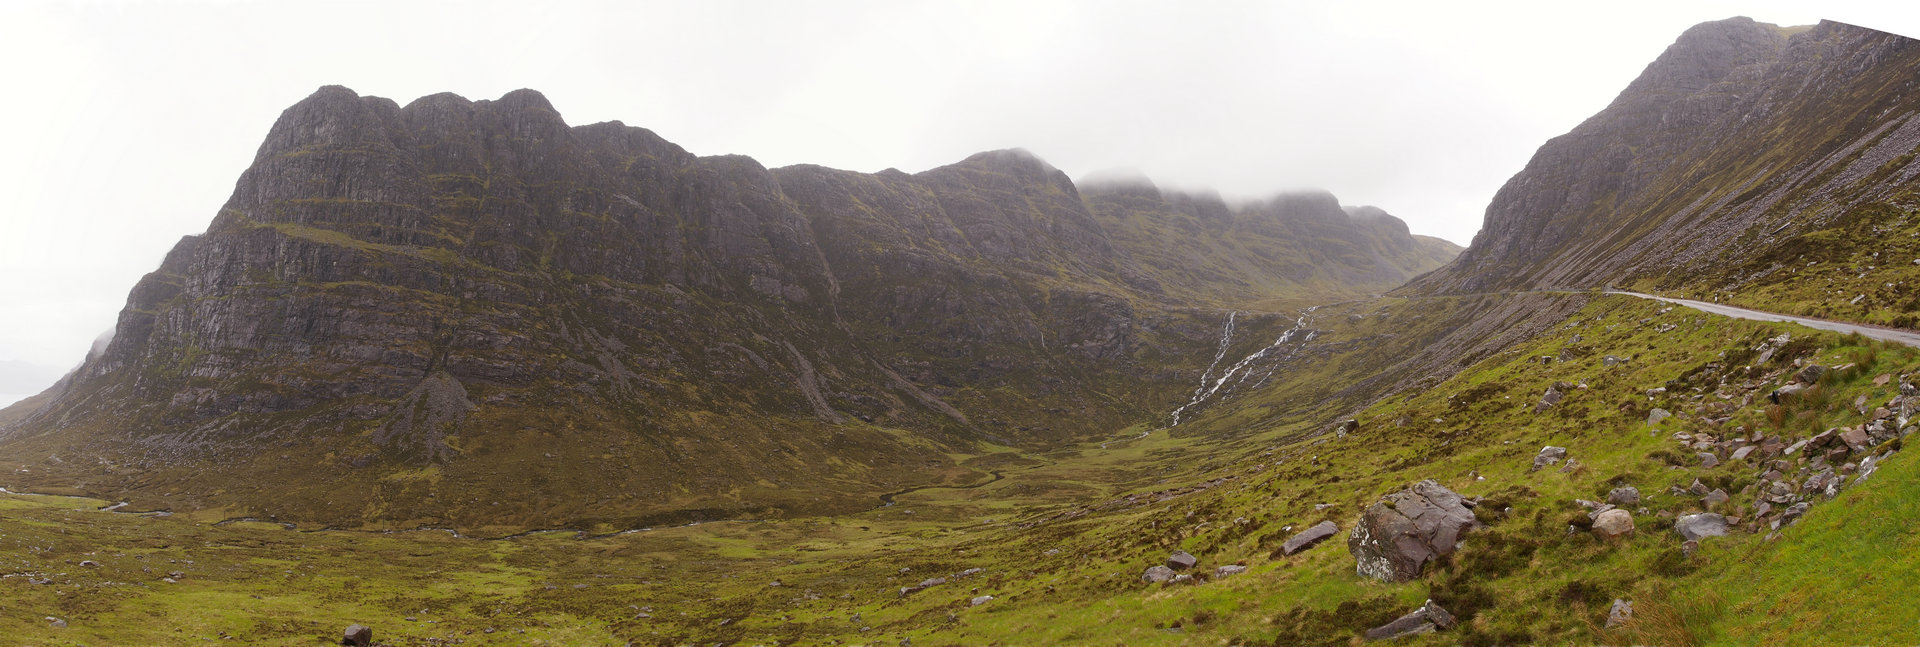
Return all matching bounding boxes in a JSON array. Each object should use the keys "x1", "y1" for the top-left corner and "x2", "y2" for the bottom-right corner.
[
  {"x1": 49, "y1": 617, "x2": 68, "y2": 629},
  {"x1": 1536, "y1": 386, "x2": 1565, "y2": 413},
  {"x1": 1171, "y1": 573, "x2": 1194, "y2": 584},
  {"x1": 79, "y1": 560, "x2": 99, "y2": 567},
  {"x1": 1591, "y1": 509, "x2": 1635, "y2": 539},
  {"x1": 1364, "y1": 600, "x2": 1457, "y2": 641},
  {"x1": 1335, "y1": 419, "x2": 1360, "y2": 438},
  {"x1": 1349, "y1": 480, "x2": 1482, "y2": 582},
  {"x1": 1141, "y1": 566, "x2": 1176, "y2": 583},
  {"x1": 1606, "y1": 599, "x2": 1633, "y2": 629},
  {"x1": 1688, "y1": 480, "x2": 1710, "y2": 496},
  {"x1": 1783, "y1": 438, "x2": 1810, "y2": 455},
  {"x1": 1839, "y1": 428, "x2": 1870, "y2": 452},
  {"x1": 1795, "y1": 365, "x2": 1828, "y2": 384},
  {"x1": 970, "y1": 595, "x2": 993, "y2": 606},
  {"x1": 1777, "y1": 502, "x2": 1810, "y2": 528},
  {"x1": 1166, "y1": 551, "x2": 1198, "y2": 571},
  {"x1": 1770, "y1": 384, "x2": 1808, "y2": 403},
  {"x1": 1674, "y1": 513, "x2": 1729, "y2": 541},
  {"x1": 1647, "y1": 408, "x2": 1672, "y2": 427},
  {"x1": 1215, "y1": 564, "x2": 1248, "y2": 578},
  {"x1": 1730, "y1": 445, "x2": 1756, "y2": 461},
  {"x1": 1530, "y1": 446, "x2": 1568, "y2": 472},
  {"x1": 1681, "y1": 539, "x2": 1700, "y2": 557},
  {"x1": 1606, "y1": 486, "x2": 1640, "y2": 506},
  {"x1": 1603, "y1": 355, "x2": 1627, "y2": 367},
  {"x1": 1281, "y1": 521, "x2": 1340, "y2": 556},
  {"x1": 1698, "y1": 452, "x2": 1719, "y2": 469},
  {"x1": 342, "y1": 624, "x2": 372, "y2": 647},
  {"x1": 1702, "y1": 489, "x2": 1729, "y2": 508}
]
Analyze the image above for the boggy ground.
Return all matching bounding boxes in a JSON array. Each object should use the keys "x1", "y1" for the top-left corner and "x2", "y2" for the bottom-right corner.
[{"x1": 3, "y1": 294, "x2": 1917, "y2": 646}]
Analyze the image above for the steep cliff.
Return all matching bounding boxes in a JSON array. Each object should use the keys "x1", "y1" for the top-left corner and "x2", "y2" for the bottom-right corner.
[
  {"x1": 0, "y1": 87, "x2": 1455, "y2": 531},
  {"x1": 1408, "y1": 18, "x2": 1920, "y2": 300}
]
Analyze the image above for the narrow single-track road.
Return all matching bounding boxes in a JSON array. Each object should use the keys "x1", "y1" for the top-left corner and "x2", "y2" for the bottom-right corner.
[{"x1": 1605, "y1": 291, "x2": 1920, "y2": 348}]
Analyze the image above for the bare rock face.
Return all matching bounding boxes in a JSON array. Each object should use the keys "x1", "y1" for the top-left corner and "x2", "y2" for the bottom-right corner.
[{"x1": 1349, "y1": 480, "x2": 1483, "y2": 582}]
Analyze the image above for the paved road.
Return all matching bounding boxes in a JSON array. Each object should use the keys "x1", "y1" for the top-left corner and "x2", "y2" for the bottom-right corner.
[{"x1": 1605, "y1": 291, "x2": 1920, "y2": 348}]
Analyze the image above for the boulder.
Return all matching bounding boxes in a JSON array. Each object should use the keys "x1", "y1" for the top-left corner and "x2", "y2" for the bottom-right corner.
[
  {"x1": 1215, "y1": 564, "x2": 1248, "y2": 578},
  {"x1": 1591, "y1": 509, "x2": 1634, "y2": 539},
  {"x1": 1281, "y1": 520, "x2": 1340, "y2": 556},
  {"x1": 1141, "y1": 565, "x2": 1176, "y2": 583},
  {"x1": 342, "y1": 624, "x2": 372, "y2": 647},
  {"x1": 1839, "y1": 428, "x2": 1870, "y2": 452},
  {"x1": 1702, "y1": 489, "x2": 1730, "y2": 507},
  {"x1": 1364, "y1": 600, "x2": 1457, "y2": 641},
  {"x1": 1349, "y1": 480, "x2": 1482, "y2": 582},
  {"x1": 1730, "y1": 445, "x2": 1756, "y2": 461},
  {"x1": 970, "y1": 595, "x2": 994, "y2": 606},
  {"x1": 1674, "y1": 513, "x2": 1730, "y2": 541},
  {"x1": 1536, "y1": 386, "x2": 1565, "y2": 413},
  {"x1": 1769, "y1": 383, "x2": 1808, "y2": 403},
  {"x1": 1795, "y1": 364, "x2": 1828, "y2": 384},
  {"x1": 1647, "y1": 408, "x2": 1672, "y2": 427},
  {"x1": 1777, "y1": 502, "x2": 1810, "y2": 527},
  {"x1": 1335, "y1": 419, "x2": 1360, "y2": 438},
  {"x1": 1606, "y1": 486, "x2": 1640, "y2": 506},
  {"x1": 1530, "y1": 446, "x2": 1568, "y2": 472},
  {"x1": 1698, "y1": 452, "x2": 1719, "y2": 468},
  {"x1": 1606, "y1": 599, "x2": 1633, "y2": 629},
  {"x1": 1603, "y1": 355, "x2": 1627, "y2": 367},
  {"x1": 1166, "y1": 551, "x2": 1198, "y2": 571}
]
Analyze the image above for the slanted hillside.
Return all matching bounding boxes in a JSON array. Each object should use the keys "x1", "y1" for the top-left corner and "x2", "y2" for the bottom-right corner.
[
  {"x1": 1408, "y1": 18, "x2": 1920, "y2": 304},
  {"x1": 0, "y1": 87, "x2": 1455, "y2": 533}
]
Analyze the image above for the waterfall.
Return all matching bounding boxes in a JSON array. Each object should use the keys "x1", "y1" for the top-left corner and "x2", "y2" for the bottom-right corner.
[{"x1": 1168, "y1": 308, "x2": 1316, "y2": 426}]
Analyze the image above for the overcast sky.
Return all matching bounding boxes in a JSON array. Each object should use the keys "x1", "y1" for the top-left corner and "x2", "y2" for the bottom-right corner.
[{"x1": 2, "y1": 0, "x2": 1918, "y2": 406}]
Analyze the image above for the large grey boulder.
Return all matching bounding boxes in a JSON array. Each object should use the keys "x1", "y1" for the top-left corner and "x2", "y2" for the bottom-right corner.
[
  {"x1": 1530, "y1": 446, "x2": 1568, "y2": 472},
  {"x1": 1605, "y1": 599, "x2": 1633, "y2": 629},
  {"x1": 1141, "y1": 565, "x2": 1176, "y2": 583},
  {"x1": 1674, "y1": 513, "x2": 1729, "y2": 541},
  {"x1": 342, "y1": 624, "x2": 372, "y2": 647},
  {"x1": 1591, "y1": 509, "x2": 1635, "y2": 539},
  {"x1": 1364, "y1": 600, "x2": 1457, "y2": 641},
  {"x1": 1166, "y1": 551, "x2": 1198, "y2": 571},
  {"x1": 1281, "y1": 521, "x2": 1340, "y2": 556},
  {"x1": 1349, "y1": 480, "x2": 1482, "y2": 582}
]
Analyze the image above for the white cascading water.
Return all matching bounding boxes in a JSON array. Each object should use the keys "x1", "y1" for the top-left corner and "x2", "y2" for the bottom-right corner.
[{"x1": 1167, "y1": 307, "x2": 1317, "y2": 426}]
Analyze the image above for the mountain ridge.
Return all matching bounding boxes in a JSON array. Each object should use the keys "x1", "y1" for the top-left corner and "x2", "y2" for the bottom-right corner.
[{"x1": 0, "y1": 85, "x2": 1457, "y2": 531}]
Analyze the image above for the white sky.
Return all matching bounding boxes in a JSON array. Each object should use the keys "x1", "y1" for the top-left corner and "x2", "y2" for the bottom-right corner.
[{"x1": 2, "y1": 0, "x2": 1918, "y2": 406}]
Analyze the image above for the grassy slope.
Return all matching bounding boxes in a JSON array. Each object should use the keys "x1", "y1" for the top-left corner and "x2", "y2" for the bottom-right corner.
[{"x1": 6, "y1": 293, "x2": 1916, "y2": 645}]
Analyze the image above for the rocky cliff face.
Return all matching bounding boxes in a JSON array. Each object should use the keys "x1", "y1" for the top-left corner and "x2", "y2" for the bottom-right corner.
[
  {"x1": 1409, "y1": 18, "x2": 1920, "y2": 295},
  {"x1": 0, "y1": 87, "x2": 1455, "y2": 532}
]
